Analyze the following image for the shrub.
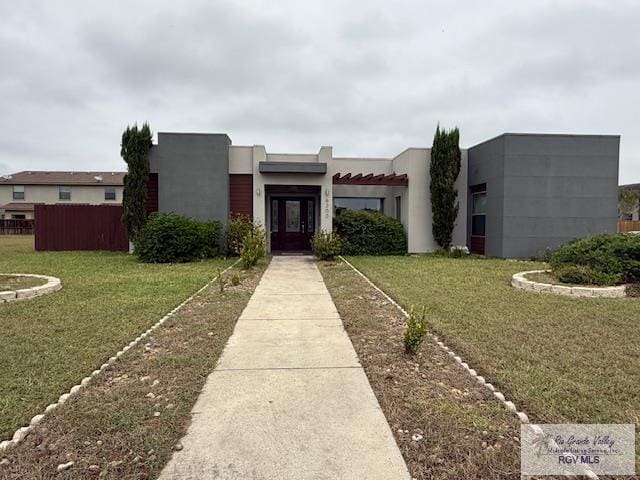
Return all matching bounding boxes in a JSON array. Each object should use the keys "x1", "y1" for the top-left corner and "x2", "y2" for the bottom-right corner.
[
  {"x1": 449, "y1": 245, "x2": 469, "y2": 258},
  {"x1": 333, "y1": 210, "x2": 407, "y2": 255},
  {"x1": 227, "y1": 214, "x2": 254, "y2": 256},
  {"x1": 240, "y1": 226, "x2": 266, "y2": 269},
  {"x1": 404, "y1": 306, "x2": 428, "y2": 354},
  {"x1": 312, "y1": 231, "x2": 342, "y2": 260},
  {"x1": 231, "y1": 272, "x2": 241, "y2": 286},
  {"x1": 550, "y1": 233, "x2": 640, "y2": 285},
  {"x1": 135, "y1": 212, "x2": 222, "y2": 263}
]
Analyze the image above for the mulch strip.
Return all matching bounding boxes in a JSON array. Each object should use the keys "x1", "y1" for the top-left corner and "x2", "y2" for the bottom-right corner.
[{"x1": 319, "y1": 260, "x2": 523, "y2": 479}]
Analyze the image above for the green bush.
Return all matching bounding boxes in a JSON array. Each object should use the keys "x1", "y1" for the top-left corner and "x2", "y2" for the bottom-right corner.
[
  {"x1": 333, "y1": 210, "x2": 407, "y2": 256},
  {"x1": 550, "y1": 233, "x2": 640, "y2": 285},
  {"x1": 312, "y1": 231, "x2": 342, "y2": 260},
  {"x1": 404, "y1": 306, "x2": 428, "y2": 354},
  {"x1": 227, "y1": 214, "x2": 254, "y2": 256},
  {"x1": 135, "y1": 212, "x2": 221, "y2": 263},
  {"x1": 240, "y1": 226, "x2": 266, "y2": 269}
]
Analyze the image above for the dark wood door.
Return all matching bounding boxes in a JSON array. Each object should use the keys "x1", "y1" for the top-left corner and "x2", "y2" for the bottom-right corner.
[{"x1": 270, "y1": 197, "x2": 315, "y2": 251}]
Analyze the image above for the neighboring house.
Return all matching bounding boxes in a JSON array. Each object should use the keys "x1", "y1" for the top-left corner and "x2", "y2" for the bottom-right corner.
[
  {"x1": 618, "y1": 183, "x2": 640, "y2": 220},
  {"x1": 149, "y1": 132, "x2": 620, "y2": 258},
  {"x1": 0, "y1": 171, "x2": 125, "y2": 220}
]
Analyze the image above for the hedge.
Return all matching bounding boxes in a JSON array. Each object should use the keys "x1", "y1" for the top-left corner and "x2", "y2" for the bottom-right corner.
[
  {"x1": 135, "y1": 212, "x2": 222, "y2": 263},
  {"x1": 333, "y1": 210, "x2": 406, "y2": 255},
  {"x1": 550, "y1": 233, "x2": 640, "y2": 285}
]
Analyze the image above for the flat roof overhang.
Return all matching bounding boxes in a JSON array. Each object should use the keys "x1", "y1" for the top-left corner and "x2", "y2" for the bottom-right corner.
[{"x1": 259, "y1": 161, "x2": 327, "y2": 174}]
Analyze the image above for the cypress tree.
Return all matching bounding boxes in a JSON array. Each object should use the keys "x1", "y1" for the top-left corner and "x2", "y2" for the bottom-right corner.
[
  {"x1": 430, "y1": 125, "x2": 461, "y2": 248},
  {"x1": 121, "y1": 123, "x2": 153, "y2": 242}
]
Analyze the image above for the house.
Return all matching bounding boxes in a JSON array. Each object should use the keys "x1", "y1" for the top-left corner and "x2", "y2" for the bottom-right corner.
[
  {"x1": 148, "y1": 132, "x2": 619, "y2": 258},
  {"x1": 0, "y1": 171, "x2": 125, "y2": 220}
]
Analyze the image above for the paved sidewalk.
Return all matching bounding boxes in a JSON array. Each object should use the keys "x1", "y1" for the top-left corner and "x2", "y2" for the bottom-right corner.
[{"x1": 159, "y1": 256, "x2": 410, "y2": 480}]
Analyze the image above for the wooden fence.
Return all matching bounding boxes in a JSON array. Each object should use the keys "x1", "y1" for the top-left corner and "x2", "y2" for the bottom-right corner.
[
  {"x1": 0, "y1": 219, "x2": 34, "y2": 235},
  {"x1": 35, "y1": 204, "x2": 129, "y2": 251},
  {"x1": 618, "y1": 220, "x2": 640, "y2": 233}
]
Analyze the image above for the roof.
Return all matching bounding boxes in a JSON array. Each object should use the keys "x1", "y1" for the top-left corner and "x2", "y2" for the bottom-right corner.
[
  {"x1": 0, "y1": 202, "x2": 36, "y2": 211},
  {"x1": 0, "y1": 171, "x2": 125, "y2": 186}
]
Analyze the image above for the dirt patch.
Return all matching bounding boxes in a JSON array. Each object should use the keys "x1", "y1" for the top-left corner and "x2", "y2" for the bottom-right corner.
[
  {"x1": 0, "y1": 274, "x2": 46, "y2": 291},
  {"x1": 319, "y1": 260, "x2": 522, "y2": 479},
  {"x1": 0, "y1": 260, "x2": 267, "y2": 480}
]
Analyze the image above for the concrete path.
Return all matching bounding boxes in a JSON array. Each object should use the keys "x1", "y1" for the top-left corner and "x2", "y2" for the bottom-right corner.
[{"x1": 159, "y1": 256, "x2": 410, "y2": 480}]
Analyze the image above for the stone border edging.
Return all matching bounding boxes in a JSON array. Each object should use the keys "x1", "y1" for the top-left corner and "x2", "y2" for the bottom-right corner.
[
  {"x1": 338, "y1": 257, "x2": 601, "y2": 479},
  {"x1": 0, "y1": 260, "x2": 240, "y2": 453},
  {"x1": 512, "y1": 270, "x2": 626, "y2": 298},
  {"x1": 0, "y1": 274, "x2": 62, "y2": 302}
]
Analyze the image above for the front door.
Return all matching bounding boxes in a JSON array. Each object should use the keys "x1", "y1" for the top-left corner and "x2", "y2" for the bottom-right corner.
[{"x1": 270, "y1": 197, "x2": 315, "y2": 251}]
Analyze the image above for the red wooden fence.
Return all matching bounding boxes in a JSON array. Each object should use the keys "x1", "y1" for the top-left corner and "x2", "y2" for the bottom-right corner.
[
  {"x1": 0, "y1": 219, "x2": 34, "y2": 235},
  {"x1": 618, "y1": 220, "x2": 640, "y2": 233},
  {"x1": 35, "y1": 204, "x2": 128, "y2": 251}
]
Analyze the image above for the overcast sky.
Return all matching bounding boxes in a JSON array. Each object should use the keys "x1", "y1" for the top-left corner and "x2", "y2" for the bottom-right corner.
[{"x1": 1, "y1": 1, "x2": 639, "y2": 182}]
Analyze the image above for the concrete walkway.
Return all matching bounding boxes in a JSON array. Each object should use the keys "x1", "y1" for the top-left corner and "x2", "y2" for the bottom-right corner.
[{"x1": 159, "y1": 256, "x2": 410, "y2": 480}]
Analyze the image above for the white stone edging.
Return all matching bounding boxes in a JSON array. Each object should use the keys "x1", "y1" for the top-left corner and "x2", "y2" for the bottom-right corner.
[
  {"x1": 338, "y1": 257, "x2": 601, "y2": 479},
  {"x1": 512, "y1": 270, "x2": 627, "y2": 298},
  {"x1": 0, "y1": 274, "x2": 62, "y2": 302},
  {"x1": 0, "y1": 260, "x2": 240, "y2": 453}
]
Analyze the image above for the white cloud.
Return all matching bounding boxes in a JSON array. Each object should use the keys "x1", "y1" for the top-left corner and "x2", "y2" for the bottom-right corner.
[{"x1": 0, "y1": 0, "x2": 638, "y2": 182}]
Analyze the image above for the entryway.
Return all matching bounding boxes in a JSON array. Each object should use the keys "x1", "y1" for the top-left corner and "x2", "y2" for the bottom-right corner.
[{"x1": 269, "y1": 197, "x2": 316, "y2": 252}]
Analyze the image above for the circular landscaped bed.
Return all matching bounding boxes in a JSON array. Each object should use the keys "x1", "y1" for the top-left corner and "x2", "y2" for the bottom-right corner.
[
  {"x1": 511, "y1": 270, "x2": 627, "y2": 298},
  {"x1": 0, "y1": 274, "x2": 62, "y2": 302}
]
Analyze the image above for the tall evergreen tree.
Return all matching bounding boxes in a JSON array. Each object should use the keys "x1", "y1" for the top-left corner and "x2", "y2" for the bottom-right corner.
[
  {"x1": 121, "y1": 123, "x2": 153, "y2": 241},
  {"x1": 430, "y1": 125, "x2": 461, "y2": 248}
]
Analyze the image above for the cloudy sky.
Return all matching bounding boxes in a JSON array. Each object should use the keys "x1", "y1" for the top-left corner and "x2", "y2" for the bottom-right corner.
[{"x1": 1, "y1": 1, "x2": 639, "y2": 182}]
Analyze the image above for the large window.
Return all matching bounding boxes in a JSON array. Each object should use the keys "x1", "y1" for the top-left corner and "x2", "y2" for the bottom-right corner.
[
  {"x1": 59, "y1": 186, "x2": 71, "y2": 200},
  {"x1": 104, "y1": 187, "x2": 116, "y2": 201},
  {"x1": 395, "y1": 196, "x2": 402, "y2": 222},
  {"x1": 333, "y1": 197, "x2": 384, "y2": 215},
  {"x1": 471, "y1": 190, "x2": 487, "y2": 236},
  {"x1": 13, "y1": 185, "x2": 25, "y2": 200}
]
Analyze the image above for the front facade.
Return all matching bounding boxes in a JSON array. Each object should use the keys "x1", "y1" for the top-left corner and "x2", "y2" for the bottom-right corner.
[
  {"x1": 149, "y1": 131, "x2": 620, "y2": 258},
  {"x1": 0, "y1": 171, "x2": 125, "y2": 219}
]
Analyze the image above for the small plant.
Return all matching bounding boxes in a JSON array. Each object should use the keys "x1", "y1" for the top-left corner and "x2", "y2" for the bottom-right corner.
[
  {"x1": 240, "y1": 226, "x2": 266, "y2": 269},
  {"x1": 404, "y1": 305, "x2": 428, "y2": 354},
  {"x1": 227, "y1": 214, "x2": 254, "y2": 256},
  {"x1": 231, "y1": 272, "x2": 240, "y2": 286},
  {"x1": 311, "y1": 231, "x2": 342, "y2": 260},
  {"x1": 449, "y1": 245, "x2": 469, "y2": 258},
  {"x1": 217, "y1": 268, "x2": 225, "y2": 293}
]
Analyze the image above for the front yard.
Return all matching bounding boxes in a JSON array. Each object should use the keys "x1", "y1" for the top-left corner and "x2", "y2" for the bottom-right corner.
[
  {"x1": 0, "y1": 236, "x2": 233, "y2": 440},
  {"x1": 346, "y1": 255, "x2": 640, "y2": 426}
]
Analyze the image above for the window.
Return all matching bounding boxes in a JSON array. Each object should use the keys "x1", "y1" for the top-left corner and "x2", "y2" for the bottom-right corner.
[
  {"x1": 333, "y1": 197, "x2": 384, "y2": 215},
  {"x1": 59, "y1": 186, "x2": 71, "y2": 200},
  {"x1": 13, "y1": 185, "x2": 25, "y2": 200},
  {"x1": 271, "y1": 199, "x2": 278, "y2": 232},
  {"x1": 471, "y1": 190, "x2": 487, "y2": 236},
  {"x1": 307, "y1": 199, "x2": 314, "y2": 233},
  {"x1": 104, "y1": 187, "x2": 116, "y2": 201},
  {"x1": 395, "y1": 196, "x2": 402, "y2": 222},
  {"x1": 12, "y1": 214, "x2": 26, "y2": 220}
]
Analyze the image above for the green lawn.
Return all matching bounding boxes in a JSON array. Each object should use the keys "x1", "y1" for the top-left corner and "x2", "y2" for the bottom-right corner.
[
  {"x1": 0, "y1": 236, "x2": 233, "y2": 439},
  {"x1": 346, "y1": 255, "x2": 640, "y2": 430}
]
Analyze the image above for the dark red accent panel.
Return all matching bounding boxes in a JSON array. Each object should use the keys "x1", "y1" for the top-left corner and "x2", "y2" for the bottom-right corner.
[
  {"x1": 229, "y1": 174, "x2": 253, "y2": 218},
  {"x1": 147, "y1": 173, "x2": 159, "y2": 213},
  {"x1": 35, "y1": 204, "x2": 128, "y2": 252},
  {"x1": 470, "y1": 236, "x2": 485, "y2": 255}
]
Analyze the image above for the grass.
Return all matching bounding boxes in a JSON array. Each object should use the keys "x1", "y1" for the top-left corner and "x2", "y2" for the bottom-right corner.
[
  {"x1": 0, "y1": 274, "x2": 47, "y2": 291},
  {"x1": 0, "y1": 236, "x2": 234, "y2": 440},
  {"x1": 319, "y1": 261, "x2": 521, "y2": 479},
  {"x1": 345, "y1": 255, "x2": 640, "y2": 466},
  {"x1": 1, "y1": 259, "x2": 268, "y2": 479}
]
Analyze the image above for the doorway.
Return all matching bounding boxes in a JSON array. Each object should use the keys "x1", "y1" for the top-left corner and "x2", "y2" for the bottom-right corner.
[{"x1": 270, "y1": 197, "x2": 315, "y2": 252}]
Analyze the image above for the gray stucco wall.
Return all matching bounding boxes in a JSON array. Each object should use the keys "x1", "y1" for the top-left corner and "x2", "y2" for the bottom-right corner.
[
  {"x1": 149, "y1": 133, "x2": 231, "y2": 222},
  {"x1": 468, "y1": 133, "x2": 619, "y2": 258}
]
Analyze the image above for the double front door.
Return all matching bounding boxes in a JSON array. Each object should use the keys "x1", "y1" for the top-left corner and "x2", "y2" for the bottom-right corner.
[{"x1": 270, "y1": 197, "x2": 315, "y2": 251}]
